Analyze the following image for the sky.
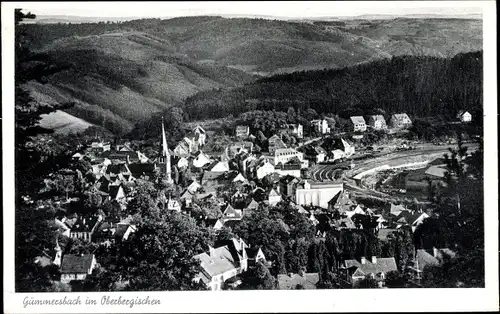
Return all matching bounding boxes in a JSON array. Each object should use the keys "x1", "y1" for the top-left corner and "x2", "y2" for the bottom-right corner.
[{"x1": 17, "y1": 1, "x2": 484, "y2": 19}]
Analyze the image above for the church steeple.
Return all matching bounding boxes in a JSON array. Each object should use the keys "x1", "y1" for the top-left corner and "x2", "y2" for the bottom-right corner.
[{"x1": 162, "y1": 119, "x2": 173, "y2": 183}]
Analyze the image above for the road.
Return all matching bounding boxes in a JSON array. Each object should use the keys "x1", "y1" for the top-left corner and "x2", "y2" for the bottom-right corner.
[{"x1": 308, "y1": 142, "x2": 479, "y2": 183}]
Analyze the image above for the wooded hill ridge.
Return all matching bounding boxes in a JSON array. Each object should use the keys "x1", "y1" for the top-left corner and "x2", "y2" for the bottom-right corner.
[{"x1": 183, "y1": 51, "x2": 482, "y2": 121}]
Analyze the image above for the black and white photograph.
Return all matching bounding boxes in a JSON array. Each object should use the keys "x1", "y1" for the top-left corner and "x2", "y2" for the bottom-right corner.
[{"x1": 2, "y1": 1, "x2": 498, "y2": 312}]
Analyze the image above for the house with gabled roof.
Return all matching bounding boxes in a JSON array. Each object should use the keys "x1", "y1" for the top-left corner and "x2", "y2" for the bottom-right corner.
[
  {"x1": 127, "y1": 163, "x2": 157, "y2": 179},
  {"x1": 193, "y1": 246, "x2": 240, "y2": 291},
  {"x1": 193, "y1": 237, "x2": 250, "y2": 291},
  {"x1": 274, "y1": 148, "x2": 306, "y2": 169},
  {"x1": 60, "y1": 254, "x2": 97, "y2": 283},
  {"x1": 192, "y1": 151, "x2": 211, "y2": 168},
  {"x1": 173, "y1": 140, "x2": 191, "y2": 158},
  {"x1": 296, "y1": 180, "x2": 344, "y2": 210},
  {"x1": 207, "y1": 160, "x2": 230, "y2": 173},
  {"x1": 332, "y1": 138, "x2": 355, "y2": 158},
  {"x1": 166, "y1": 198, "x2": 182, "y2": 212},
  {"x1": 344, "y1": 205, "x2": 365, "y2": 219},
  {"x1": 108, "y1": 184, "x2": 126, "y2": 202},
  {"x1": 304, "y1": 146, "x2": 327, "y2": 164},
  {"x1": 389, "y1": 113, "x2": 412, "y2": 129},
  {"x1": 333, "y1": 216, "x2": 357, "y2": 230},
  {"x1": 390, "y1": 203, "x2": 407, "y2": 217},
  {"x1": 243, "y1": 198, "x2": 260, "y2": 216},
  {"x1": 350, "y1": 116, "x2": 367, "y2": 132},
  {"x1": 180, "y1": 189, "x2": 195, "y2": 208},
  {"x1": 268, "y1": 188, "x2": 282, "y2": 206},
  {"x1": 278, "y1": 271, "x2": 319, "y2": 290},
  {"x1": 456, "y1": 110, "x2": 472, "y2": 123},
  {"x1": 311, "y1": 119, "x2": 330, "y2": 134},
  {"x1": 244, "y1": 247, "x2": 267, "y2": 267},
  {"x1": 368, "y1": 115, "x2": 388, "y2": 130},
  {"x1": 328, "y1": 190, "x2": 354, "y2": 214},
  {"x1": 201, "y1": 171, "x2": 223, "y2": 185},
  {"x1": 280, "y1": 123, "x2": 303, "y2": 139},
  {"x1": 69, "y1": 215, "x2": 103, "y2": 242},
  {"x1": 339, "y1": 256, "x2": 398, "y2": 288},
  {"x1": 235, "y1": 125, "x2": 250, "y2": 138},
  {"x1": 395, "y1": 210, "x2": 429, "y2": 232},
  {"x1": 222, "y1": 204, "x2": 243, "y2": 221},
  {"x1": 268, "y1": 134, "x2": 287, "y2": 154},
  {"x1": 255, "y1": 159, "x2": 275, "y2": 180},
  {"x1": 191, "y1": 125, "x2": 207, "y2": 146},
  {"x1": 410, "y1": 248, "x2": 457, "y2": 279},
  {"x1": 114, "y1": 223, "x2": 137, "y2": 242}
]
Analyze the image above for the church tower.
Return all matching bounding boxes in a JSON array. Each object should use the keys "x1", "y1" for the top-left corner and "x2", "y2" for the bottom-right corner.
[{"x1": 161, "y1": 121, "x2": 173, "y2": 183}]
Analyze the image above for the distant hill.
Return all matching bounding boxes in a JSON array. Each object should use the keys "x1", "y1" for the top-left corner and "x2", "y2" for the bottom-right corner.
[{"x1": 20, "y1": 16, "x2": 482, "y2": 134}]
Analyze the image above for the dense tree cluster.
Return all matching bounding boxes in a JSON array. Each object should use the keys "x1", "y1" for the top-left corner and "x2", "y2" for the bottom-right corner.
[
  {"x1": 415, "y1": 139, "x2": 484, "y2": 287},
  {"x1": 184, "y1": 52, "x2": 482, "y2": 121}
]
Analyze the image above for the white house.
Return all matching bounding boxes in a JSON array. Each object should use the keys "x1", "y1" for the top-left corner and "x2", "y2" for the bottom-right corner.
[
  {"x1": 166, "y1": 198, "x2": 182, "y2": 212},
  {"x1": 235, "y1": 125, "x2": 250, "y2": 138},
  {"x1": 338, "y1": 256, "x2": 398, "y2": 288},
  {"x1": 350, "y1": 116, "x2": 367, "y2": 132},
  {"x1": 331, "y1": 149, "x2": 346, "y2": 161},
  {"x1": 256, "y1": 160, "x2": 275, "y2": 180},
  {"x1": 389, "y1": 113, "x2": 412, "y2": 129},
  {"x1": 281, "y1": 124, "x2": 304, "y2": 139},
  {"x1": 368, "y1": 115, "x2": 388, "y2": 130},
  {"x1": 192, "y1": 125, "x2": 207, "y2": 146},
  {"x1": 295, "y1": 181, "x2": 344, "y2": 209},
  {"x1": 208, "y1": 160, "x2": 230, "y2": 173},
  {"x1": 192, "y1": 151, "x2": 211, "y2": 168},
  {"x1": 194, "y1": 239, "x2": 249, "y2": 291},
  {"x1": 330, "y1": 138, "x2": 355, "y2": 161},
  {"x1": 268, "y1": 188, "x2": 282, "y2": 206},
  {"x1": 344, "y1": 205, "x2": 365, "y2": 219},
  {"x1": 176, "y1": 157, "x2": 189, "y2": 170},
  {"x1": 274, "y1": 148, "x2": 307, "y2": 169},
  {"x1": 311, "y1": 119, "x2": 330, "y2": 134},
  {"x1": 456, "y1": 110, "x2": 472, "y2": 123}
]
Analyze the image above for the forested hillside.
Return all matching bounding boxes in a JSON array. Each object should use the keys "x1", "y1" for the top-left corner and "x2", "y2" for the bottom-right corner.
[
  {"x1": 183, "y1": 51, "x2": 482, "y2": 120},
  {"x1": 20, "y1": 16, "x2": 482, "y2": 135}
]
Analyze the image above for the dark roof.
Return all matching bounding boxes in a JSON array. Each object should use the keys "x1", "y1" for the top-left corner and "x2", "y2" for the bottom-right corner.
[
  {"x1": 128, "y1": 163, "x2": 156, "y2": 177},
  {"x1": 244, "y1": 247, "x2": 262, "y2": 259},
  {"x1": 71, "y1": 216, "x2": 100, "y2": 232},
  {"x1": 344, "y1": 257, "x2": 398, "y2": 276},
  {"x1": 415, "y1": 249, "x2": 440, "y2": 272},
  {"x1": 105, "y1": 150, "x2": 138, "y2": 160},
  {"x1": 114, "y1": 224, "x2": 136, "y2": 239},
  {"x1": 61, "y1": 254, "x2": 95, "y2": 274},
  {"x1": 202, "y1": 171, "x2": 223, "y2": 182},
  {"x1": 106, "y1": 164, "x2": 129, "y2": 175},
  {"x1": 277, "y1": 273, "x2": 319, "y2": 290},
  {"x1": 276, "y1": 163, "x2": 301, "y2": 171}
]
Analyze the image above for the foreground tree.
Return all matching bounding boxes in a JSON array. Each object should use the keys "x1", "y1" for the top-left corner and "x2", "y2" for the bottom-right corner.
[
  {"x1": 238, "y1": 262, "x2": 277, "y2": 290},
  {"x1": 417, "y1": 139, "x2": 484, "y2": 287},
  {"x1": 91, "y1": 213, "x2": 212, "y2": 291}
]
